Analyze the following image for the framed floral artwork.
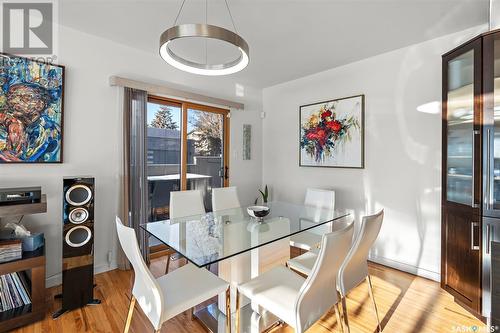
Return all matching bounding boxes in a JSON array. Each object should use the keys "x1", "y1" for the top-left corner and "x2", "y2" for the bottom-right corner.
[
  {"x1": 0, "y1": 53, "x2": 64, "y2": 163},
  {"x1": 299, "y1": 94, "x2": 364, "y2": 168}
]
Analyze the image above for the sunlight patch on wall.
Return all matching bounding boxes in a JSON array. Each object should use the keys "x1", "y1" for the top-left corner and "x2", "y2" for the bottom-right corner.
[{"x1": 416, "y1": 101, "x2": 441, "y2": 114}]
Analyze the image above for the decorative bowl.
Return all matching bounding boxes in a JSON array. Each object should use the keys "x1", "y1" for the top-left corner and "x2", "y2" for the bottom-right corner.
[{"x1": 247, "y1": 206, "x2": 270, "y2": 220}]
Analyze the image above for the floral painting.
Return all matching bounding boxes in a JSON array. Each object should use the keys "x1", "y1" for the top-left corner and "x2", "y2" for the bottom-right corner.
[
  {"x1": 300, "y1": 95, "x2": 364, "y2": 168},
  {"x1": 0, "y1": 53, "x2": 64, "y2": 163}
]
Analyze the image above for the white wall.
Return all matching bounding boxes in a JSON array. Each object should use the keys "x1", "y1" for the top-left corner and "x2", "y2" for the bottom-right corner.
[
  {"x1": 0, "y1": 23, "x2": 263, "y2": 287},
  {"x1": 262, "y1": 25, "x2": 487, "y2": 281}
]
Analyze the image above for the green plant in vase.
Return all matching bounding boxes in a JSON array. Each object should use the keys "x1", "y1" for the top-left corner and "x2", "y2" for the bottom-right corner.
[{"x1": 254, "y1": 185, "x2": 269, "y2": 205}]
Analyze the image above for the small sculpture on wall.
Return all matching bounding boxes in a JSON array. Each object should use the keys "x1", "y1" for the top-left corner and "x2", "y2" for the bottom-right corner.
[{"x1": 243, "y1": 124, "x2": 251, "y2": 160}]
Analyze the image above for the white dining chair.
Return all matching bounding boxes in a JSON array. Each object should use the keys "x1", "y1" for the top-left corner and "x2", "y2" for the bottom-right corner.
[
  {"x1": 212, "y1": 186, "x2": 241, "y2": 211},
  {"x1": 338, "y1": 209, "x2": 384, "y2": 333},
  {"x1": 286, "y1": 216, "x2": 353, "y2": 275},
  {"x1": 236, "y1": 221, "x2": 355, "y2": 333},
  {"x1": 164, "y1": 190, "x2": 206, "y2": 273},
  {"x1": 286, "y1": 210, "x2": 384, "y2": 333},
  {"x1": 170, "y1": 189, "x2": 205, "y2": 219},
  {"x1": 290, "y1": 188, "x2": 336, "y2": 251},
  {"x1": 116, "y1": 217, "x2": 230, "y2": 333}
]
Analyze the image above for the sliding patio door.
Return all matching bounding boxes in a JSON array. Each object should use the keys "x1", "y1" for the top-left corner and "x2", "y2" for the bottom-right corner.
[
  {"x1": 186, "y1": 105, "x2": 229, "y2": 211},
  {"x1": 146, "y1": 96, "x2": 229, "y2": 222}
]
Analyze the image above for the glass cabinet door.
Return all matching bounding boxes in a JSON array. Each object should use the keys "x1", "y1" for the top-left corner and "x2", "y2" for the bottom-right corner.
[
  {"x1": 446, "y1": 49, "x2": 475, "y2": 205},
  {"x1": 484, "y1": 36, "x2": 500, "y2": 213},
  {"x1": 493, "y1": 39, "x2": 500, "y2": 210}
]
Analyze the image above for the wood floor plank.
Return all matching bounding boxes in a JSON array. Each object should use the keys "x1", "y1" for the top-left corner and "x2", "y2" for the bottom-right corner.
[{"x1": 10, "y1": 258, "x2": 484, "y2": 333}]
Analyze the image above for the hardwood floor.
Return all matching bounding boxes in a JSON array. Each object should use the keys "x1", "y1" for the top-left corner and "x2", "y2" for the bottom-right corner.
[{"x1": 12, "y1": 257, "x2": 483, "y2": 333}]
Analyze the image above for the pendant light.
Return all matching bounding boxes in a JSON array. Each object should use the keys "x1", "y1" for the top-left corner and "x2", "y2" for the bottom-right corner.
[{"x1": 159, "y1": 0, "x2": 249, "y2": 76}]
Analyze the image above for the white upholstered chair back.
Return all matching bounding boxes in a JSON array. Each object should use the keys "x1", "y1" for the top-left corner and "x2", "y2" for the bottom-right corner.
[
  {"x1": 294, "y1": 222, "x2": 354, "y2": 332},
  {"x1": 304, "y1": 188, "x2": 336, "y2": 234},
  {"x1": 338, "y1": 209, "x2": 384, "y2": 295},
  {"x1": 212, "y1": 186, "x2": 241, "y2": 211},
  {"x1": 169, "y1": 190, "x2": 205, "y2": 218},
  {"x1": 115, "y1": 217, "x2": 165, "y2": 330},
  {"x1": 304, "y1": 188, "x2": 335, "y2": 209}
]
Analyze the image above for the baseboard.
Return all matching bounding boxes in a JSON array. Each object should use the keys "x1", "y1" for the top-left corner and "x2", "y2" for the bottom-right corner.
[
  {"x1": 369, "y1": 254, "x2": 441, "y2": 282},
  {"x1": 46, "y1": 261, "x2": 118, "y2": 288}
]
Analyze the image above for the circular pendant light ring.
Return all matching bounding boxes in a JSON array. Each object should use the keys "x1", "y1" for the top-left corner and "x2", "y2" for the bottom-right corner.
[{"x1": 159, "y1": 24, "x2": 249, "y2": 76}]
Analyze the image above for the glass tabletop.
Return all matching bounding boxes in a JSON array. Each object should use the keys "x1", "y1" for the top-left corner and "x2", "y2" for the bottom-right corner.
[{"x1": 141, "y1": 201, "x2": 351, "y2": 268}]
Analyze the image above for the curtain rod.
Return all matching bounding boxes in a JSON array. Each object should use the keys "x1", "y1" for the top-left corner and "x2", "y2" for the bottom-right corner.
[{"x1": 109, "y1": 76, "x2": 244, "y2": 110}]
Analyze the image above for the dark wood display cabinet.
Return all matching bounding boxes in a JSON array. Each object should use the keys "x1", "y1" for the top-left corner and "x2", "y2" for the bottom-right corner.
[{"x1": 442, "y1": 29, "x2": 500, "y2": 324}]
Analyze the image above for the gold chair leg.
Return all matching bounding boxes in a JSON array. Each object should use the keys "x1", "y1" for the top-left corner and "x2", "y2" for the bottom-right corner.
[
  {"x1": 340, "y1": 296, "x2": 350, "y2": 333},
  {"x1": 225, "y1": 287, "x2": 232, "y2": 333},
  {"x1": 367, "y1": 275, "x2": 382, "y2": 332},
  {"x1": 334, "y1": 302, "x2": 344, "y2": 333},
  {"x1": 165, "y1": 253, "x2": 171, "y2": 274},
  {"x1": 124, "y1": 295, "x2": 136, "y2": 333},
  {"x1": 235, "y1": 289, "x2": 241, "y2": 333},
  {"x1": 262, "y1": 320, "x2": 284, "y2": 333}
]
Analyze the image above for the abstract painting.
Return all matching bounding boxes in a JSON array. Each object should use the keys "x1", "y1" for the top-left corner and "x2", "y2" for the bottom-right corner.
[
  {"x1": 299, "y1": 94, "x2": 364, "y2": 168},
  {"x1": 0, "y1": 53, "x2": 64, "y2": 163}
]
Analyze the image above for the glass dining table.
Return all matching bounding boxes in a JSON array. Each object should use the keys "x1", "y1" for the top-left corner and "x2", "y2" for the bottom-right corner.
[{"x1": 141, "y1": 201, "x2": 351, "y2": 333}]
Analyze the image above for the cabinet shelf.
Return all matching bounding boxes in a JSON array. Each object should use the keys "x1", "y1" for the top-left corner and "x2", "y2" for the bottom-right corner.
[
  {"x1": 448, "y1": 173, "x2": 473, "y2": 178},
  {"x1": 0, "y1": 195, "x2": 47, "y2": 218},
  {"x1": 0, "y1": 246, "x2": 45, "y2": 332}
]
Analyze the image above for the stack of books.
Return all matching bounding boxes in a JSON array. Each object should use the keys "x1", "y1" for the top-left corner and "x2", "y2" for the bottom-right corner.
[
  {"x1": 0, "y1": 272, "x2": 31, "y2": 312},
  {"x1": 0, "y1": 240, "x2": 22, "y2": 263}
]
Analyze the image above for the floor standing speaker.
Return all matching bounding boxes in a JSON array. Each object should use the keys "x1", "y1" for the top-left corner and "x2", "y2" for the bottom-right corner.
[{"x1": 53, "y1": 177, "x2": 100, "y2": 318}]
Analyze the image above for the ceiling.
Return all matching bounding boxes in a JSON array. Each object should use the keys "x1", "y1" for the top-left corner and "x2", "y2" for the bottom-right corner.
[{"x1": 60, "y1": 0, "x2": 489, "y2": 89}]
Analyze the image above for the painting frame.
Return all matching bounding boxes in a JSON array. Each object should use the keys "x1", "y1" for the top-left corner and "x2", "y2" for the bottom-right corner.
[
  {"x1": 299, "y1": 94, "x2": 365, "y2": 169},
  {"x1": 0, "y1": 52, "x2": 65, "y2": 163}
]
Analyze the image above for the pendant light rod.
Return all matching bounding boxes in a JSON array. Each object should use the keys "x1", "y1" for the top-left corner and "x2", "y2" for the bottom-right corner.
[
  {"x1": 490, "y1": 0, "x2": 493, "y2": 30},
  {"x1": 205, "y1": 0, "x2": 208, "y2": 65},
  {"x1": 224, "y1": 0, "x2": 238, "y2": 33},
  {"x1": 173, "y1": 0, "x2": 187, "y2": 26}
]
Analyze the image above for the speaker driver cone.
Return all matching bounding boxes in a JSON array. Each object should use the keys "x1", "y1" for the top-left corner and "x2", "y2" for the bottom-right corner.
[
  {"x1": 65, "y1": 226, "x2": 92, "y2": 248},
  {"x1": 69, "y1": 208, "x2": 89, "y2": 224},
  {"x1": 65, "y1": 184, "x2": 92, "y2": 206}
]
